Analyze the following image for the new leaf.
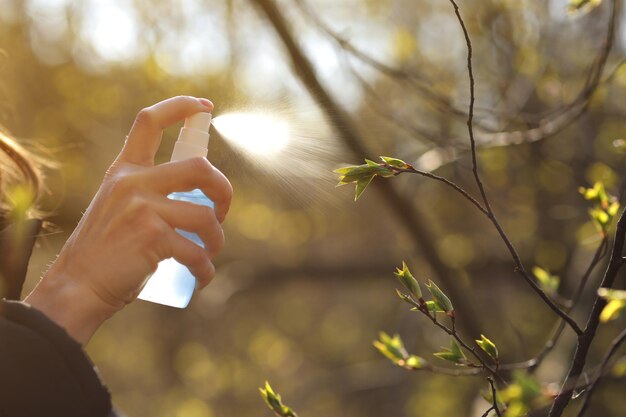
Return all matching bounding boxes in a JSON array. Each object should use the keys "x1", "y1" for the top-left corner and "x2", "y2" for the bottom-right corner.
[
  {"x1": 476, "y1": 334, "x2": 499, "y2": 362},
  {"x1": 260, "y1": 382, "x2": 298, "y2": 417},
  {"x1": 394, "y1": 261, "x2": 422, "y2": 299},
  {"x1": 426, "y1": 280, "x2": 454, "y2": 312},
  {"x1": 434, "y1": 338, "x2": 467, "y2": 365}
]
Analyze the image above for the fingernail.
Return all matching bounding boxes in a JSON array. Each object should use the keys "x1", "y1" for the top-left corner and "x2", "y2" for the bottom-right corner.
[{"x1": 198, "y1": 98, "x2": 213, "y2": 110}]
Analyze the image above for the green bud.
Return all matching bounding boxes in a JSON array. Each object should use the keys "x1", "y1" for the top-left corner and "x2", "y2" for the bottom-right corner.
[
  {"x1": 600, "y1": 300, "x2": 626, "y2": 323},
  {"x1": 335, "y1": 164, "x2": 376, "y2": 185},
  {"x1": 373, "y1": 332, "x2": 408, "y2": 363},
  {"x1": 405, "y1": 355, "x2": 428, "y2": 370},
  {"x1": 259, "y1": 382, "x2": 298, "y2": 417},
  {"x1": 380, "y1": 156, "x2": 410, "y2": 169},
  {"x1": 598, "y1": 288, "x2": 626, "y2": 323},
  {"x1": 426, "y1": 280, "x2": 454, "y2": 312},
  {"x1": 532, "y1": 266, "x2": 559, "y2": 295},
  {"x1": 394, "y1": 261, "x2": 422, "y2": 299},
  {"x1": 608, "y1": 201, "x2": 620, "y2": 217},
  {"x1": 433, "y1": 339, "x2": 467, "y2": 365},
  {"x1": 476, "y1": 334, "x2": 499, "y2": 361},
  {"x1": 424, "y1": 300, "x2": 445, "y2": 313},
  {"x1": 395, "y1": 288, "x2": 414, "y2": 304}
]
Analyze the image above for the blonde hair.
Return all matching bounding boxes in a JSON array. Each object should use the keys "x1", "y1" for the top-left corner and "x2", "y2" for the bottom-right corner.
[{"x1": 0, "y1": 126, "x2": 44, "y2": 226}]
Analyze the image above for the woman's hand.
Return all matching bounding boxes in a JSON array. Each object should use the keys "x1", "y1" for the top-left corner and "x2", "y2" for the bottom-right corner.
[{"x1": 26, "y1": 96, "x2": 233, "y2": 345}]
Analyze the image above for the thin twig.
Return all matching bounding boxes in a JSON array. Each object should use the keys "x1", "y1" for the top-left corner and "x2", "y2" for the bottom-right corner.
[
  {"x1": 501, "y1": 237, "x2": 609, "y2": 372},
  {"x1": 549, "y1": 209, "x2": 626, "y2": 417},
  {"x1": 398, "y1": 293, "x2": 500, "y2": 379},
  {"x1": 575, "y1": 327, "x2": 626, "y2": 416},
  {"x1": 296, "y1": 0, "x2": 618, "y2": 149},
  {"x1": 480, "y1": 377, "x2": 502, "y2": 417},
  {"x1": 413, "y1": 299, "x2": 502, "y2": 381},
  {"x1": 384, "y1": 164, "x2": 488, "y2": 215},
  {"x1": 446, "y1": 0, "x2": 583, "y2": 335}
]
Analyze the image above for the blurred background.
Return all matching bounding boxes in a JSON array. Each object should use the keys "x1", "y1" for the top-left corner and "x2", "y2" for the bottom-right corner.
[{"x1": 1, "y1": 0, "x2": 626, "y2": 416}]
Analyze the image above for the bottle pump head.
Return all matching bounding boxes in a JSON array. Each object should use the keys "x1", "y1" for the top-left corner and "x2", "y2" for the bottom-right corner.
[{"x1": 170, "y1": 112, "x2": 212, "y2": 162}]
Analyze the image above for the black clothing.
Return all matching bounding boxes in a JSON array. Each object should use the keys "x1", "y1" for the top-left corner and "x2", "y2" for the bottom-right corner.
[
  {"x1": 0, "y1": 219, "x2": 41, "y2": 300},
  {"x1": 0, "y1": 219, "x2": 115, "y2": 417}
]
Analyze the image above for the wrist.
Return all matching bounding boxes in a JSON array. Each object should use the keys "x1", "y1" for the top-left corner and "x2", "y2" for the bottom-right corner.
[{"x1": 25, "y1": 267, "x2": 119, "y2": 346}]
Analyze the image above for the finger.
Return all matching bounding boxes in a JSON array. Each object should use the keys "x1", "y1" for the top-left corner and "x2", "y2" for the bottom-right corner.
[
  {"x1": 119, "y1": 96, "x2": 213, "y2": 166},
  {"x1": 165, "y1": 227, "x2": 216, "y2": 287},
  {"x1": 137, "y1": 157, "x2": 233, "y2": 222},
  {"x1": 148, "y1": 194, "x2": 225, "y2": 257},
  {"x1": 195, "y1": 262, "x2": 216, "y2": 290}
]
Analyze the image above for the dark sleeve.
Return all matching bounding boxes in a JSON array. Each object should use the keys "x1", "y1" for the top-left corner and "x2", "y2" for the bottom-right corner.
[{"x1": 0, "y1": 300, "x2": 113, "y2": 417}]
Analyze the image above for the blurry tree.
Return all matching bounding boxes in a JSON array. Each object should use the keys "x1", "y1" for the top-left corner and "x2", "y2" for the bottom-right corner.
[
  {"x1": 254, "y1": 0, "x2": 626, "y2": 416},
  {"x1": 1, "y1": 0, "x2": 626, "y2": 416}
]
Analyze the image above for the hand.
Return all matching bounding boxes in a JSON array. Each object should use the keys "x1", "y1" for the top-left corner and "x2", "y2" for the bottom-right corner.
[{"x1": 26, "y1": 96, "x2": 233, "y2": 345}]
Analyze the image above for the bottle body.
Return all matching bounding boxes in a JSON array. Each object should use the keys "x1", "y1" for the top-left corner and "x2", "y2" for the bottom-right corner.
[{"x1": 137, "y1": 189, "x2": 214, "y2": 308}]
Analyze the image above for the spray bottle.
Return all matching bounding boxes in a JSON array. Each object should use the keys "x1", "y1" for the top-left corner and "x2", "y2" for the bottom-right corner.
[{"x1": 137, "y1": 112, "x2": 213, "y2": 308}]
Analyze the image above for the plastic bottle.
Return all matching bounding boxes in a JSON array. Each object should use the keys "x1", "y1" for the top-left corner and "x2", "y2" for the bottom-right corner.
[{"x1": 138, "y1": 112, "x2": 213, "y2": 308}]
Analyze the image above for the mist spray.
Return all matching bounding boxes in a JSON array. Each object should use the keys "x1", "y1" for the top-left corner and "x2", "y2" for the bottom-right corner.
[{"x1": 138, "y1": 112, "x2": 213, "y2": 308}]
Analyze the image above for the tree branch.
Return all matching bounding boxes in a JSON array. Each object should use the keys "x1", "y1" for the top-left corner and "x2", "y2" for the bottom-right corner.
[
  {"x1": 480, "y1": 377, "x2": 502, "y2": 417},
  {"x1": 501, "y1": 237, "x2": 609, "y2": 372},
  {"x1": 548, "y1": 208, "x2": 626, "y2": 417},
  {"x1": 250, "y1": 0, "x2": 486, "y2": 339},
  {"x1": 576, "y1": 327, "x2": 626, "y2": 416},
  {"x1": 447, "y1": 0, "x2": 582, "y2": 335}
]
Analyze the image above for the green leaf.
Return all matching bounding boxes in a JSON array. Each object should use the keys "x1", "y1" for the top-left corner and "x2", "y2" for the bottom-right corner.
[
  {"x1": 395, "y1": 288, "x2": 414, "y2": 305},
  {"x1": 580, "y1": 182, "x2": 619, "y2": 234},
  {"x1": 532, "y1": 266, "x2": 560, "y2": 295},
  {"x1": 600, "y1": 300, "x2": 626, "y2": 322},
  {"x1": 394, "y1": 261, "x2": 422, "y2": 299},
  {"x1": 580, "y1": 182, "x2": 607, "y2": 205},
  {"x1": 260, "y1": 382, "x2": 298, "y2": 417},
  {"x1": 335, "y1": 159, "x2": 399, "y2": 201},
  {"x1": 335, "y1": 164, "x2": 376, "y2": 185},
  {"x1": 355, "y1": 175, "x2": 374, "y2": 201},
  {"x1": 380, "y1": 156, "x2": 410, "y2": 169},
  {"x1": 434, "y1": 338, "x2": 467, "y2": 365},
  {"x1": 405, "y1": 355, "x2": 428, "y2": 369},
  {"x1": 598, "y1": 288, "x2": 626, "y2": 323},
  {"x1": 433, "y1": 350, "x2": 460, "y2": 362},
  {"x1": 450, "y1": 339, "x2": 463, "y2": 358},
  {"x1": 373, "y1": 332, "x2": 408, "y2": 363},
  {"x1": 424, "y1": 300, "x2": 445, "y2": 313},
  {"x1": 333, "y1": 166, "x2": 356, "y2": 175},
  {"x1": 476, "y1": 334, "x2": 499, "y2": 361},
  {"x1": 426, "y1": 280, "x2": 454, "y2": 312}
]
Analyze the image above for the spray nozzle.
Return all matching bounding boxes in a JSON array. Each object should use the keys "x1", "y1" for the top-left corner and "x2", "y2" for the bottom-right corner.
[
  {"x1": 170, "y1": 112, "x2": 212, "y2": 161},
  {"x1": 184, "y1": 112, "x2": 212, "y2": 133}
]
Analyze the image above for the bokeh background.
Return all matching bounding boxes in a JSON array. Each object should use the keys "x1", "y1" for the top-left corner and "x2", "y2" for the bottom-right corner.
[{"x1": 1, "y1": 0, "x2": 626, "y2": 416}]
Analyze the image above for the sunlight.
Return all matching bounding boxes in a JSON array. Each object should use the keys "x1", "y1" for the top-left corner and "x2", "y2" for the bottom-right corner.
[
  {"x1": 212, "y1": 112, "x2": 290, "y2": 156},
  {"x1": 81, "y1": 0, "x2": 139, "y2": 62}
]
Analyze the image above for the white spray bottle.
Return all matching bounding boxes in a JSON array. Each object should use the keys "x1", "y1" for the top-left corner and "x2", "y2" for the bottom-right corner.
[{"x1": 138, "y1": 112, "x2": 213, "y2": 308}]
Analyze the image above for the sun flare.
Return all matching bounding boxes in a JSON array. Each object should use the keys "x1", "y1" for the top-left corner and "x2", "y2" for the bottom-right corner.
[{"x1": 212, "y1": 112, "x2": 290, "y2": 156}]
